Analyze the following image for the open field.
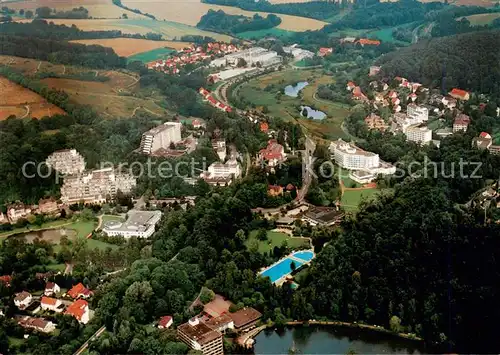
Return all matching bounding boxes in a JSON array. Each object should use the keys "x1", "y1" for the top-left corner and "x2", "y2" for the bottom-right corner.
[
  {"x1": 234, "y1": 69, "x2": 350, "y2": 140},
  {"x1": 127, "y1": 47, "x2": 175, "y2": 62},
  {"x1": 341, "y1": 189, "x2": 381, "y2": 211},
  {"x1": 246, "y1": 230, "x2": 309, "y2": 254},
  {"x1": 122, "y1": 0, "x2": 328, "y2": 31},
  {"x1": 19, "y1": 18, "x2": 233, "y2": 41},
  {"x1": 237, "y1": 27, "x2": 294, "y2": 40},
  {"x1": 461, "y1": 12, "x2": 500, "y2": 25},
  {"x1": 0, "y1": 76, "x2": 65, "y2": 120},
  {"x1": 70, "y1": 38, "x2": 190, "y2": 57},
  {"x1": 3, "y1": 0, "x2": 147, "y2": 19}
]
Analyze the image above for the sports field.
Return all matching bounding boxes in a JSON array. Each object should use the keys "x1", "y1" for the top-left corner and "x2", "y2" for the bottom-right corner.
[
  {"x1": 122, "y1": 0, "x2": 328, "y2": 31},
  {"x1": 70, "y1": 38, "x2": 190, "y2": 57},
  {"x1": 18, "y1": 18, "x2": 232, "y2": 41}
]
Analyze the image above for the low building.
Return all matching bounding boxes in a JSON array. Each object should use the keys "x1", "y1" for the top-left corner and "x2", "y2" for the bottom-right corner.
[
  {"x1": 65, "y1": 299, "x2": 90, "y2": 324},
  {"x1": 364, "y1": 113, "x2": 388, "y2": 131},
  {"x1": 349, "y1": 170, "x2": 376, "y2": 184},
  {"x1": 302, "y1": 207, "x2": 343, "y2": 226},
  {"x1": 177, "y1": 317, "x2": 224, "y2": 355},
  {"x1": 435, "y1": 128, "x2": 453, "y2": 138},
  {"x1": 318, "y1": 47, "x2": 333, "y2": 57},
  {"x1": 40, "y1": 296, "x2": 64, "y2": 313},
  {"x1": 204, "y1": 314, "x2": 234, "y2": 333},
  {"x1": 453, "y1": 114, "x2": 471, "y2": 132},
  {"x1": 17, "y1": 316, "x2": 56, "y2": 333},
  {"x1": 37, "y1": 198, "x2": 59, "y2": 215},
  {"x1": 352, "y1": 86, "x2": 368, "y2": 101},
  {"x1": 228, "y1": 307, "x2": 262, "y2": 331},
  {"x1": 200, "y1": 159, "x2": 242, "y2": 187},
  {"x1": 7, "y1": 202, "x2": 32, "y2": 223},
  {"x1": 46, "y1": 149, "x2": 85, "y2": 175},
  {"x1": 44, "y1": 282, "x2": 60, "y2": 296},
  {"x1": 158, "y1": 315, "x2": 173, "y2": 329},
  {"x1": 212, "y1": 139, "x2": 227, "y2": 161},
  {"x1": 357, "y1": 38, "x2": 381, "y2": 46},
  {"x1": 258, "y1": 140, "x2": 286, "y2": 168},
  {"x1": 14, "y1": 291, "x2": 32, "y2": 310},
  {"x1": 472, "y1": 132, "x2": 500, "y2": 155},
  {"x1": 283, "y1": 45, "x2": 314, "y2": 60},
  {"x1": 67, "y1": 283, "x2": 92, "y2": 299},
  {"x1": 449, "y1": 88, "x2": 470, "y2": 101},
  {"x1": 102, "y1": 210, "x2": 162, "y2": 239},
  {"x1": 405, "y1": 125, "x2": 432, "y2": 144},
  {"x1": 268, "y1": 185, "x2": 284, "y2": 197},
  {"x1": 0, "y1": 275, "x2": 12, "y2": 287}
]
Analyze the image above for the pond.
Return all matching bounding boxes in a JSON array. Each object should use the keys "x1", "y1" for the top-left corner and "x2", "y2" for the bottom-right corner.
[
  {"x1": 300, "y1": 105, "x2": 326, "y2": 120},
  {"x1": 254, "y1": 325, "x2": 424, "y2": 354},
  {"x1": 8, "y1": 228, "x2": 77, "y2": 244},
  {"x1": 284, "y1": 82, "x2": 309, "y2": 97}
]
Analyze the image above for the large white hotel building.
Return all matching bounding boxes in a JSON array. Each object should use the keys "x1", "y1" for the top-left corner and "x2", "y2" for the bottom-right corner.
[{"x1": 330, "y1": 139, "x2": 379, "y2": 170}]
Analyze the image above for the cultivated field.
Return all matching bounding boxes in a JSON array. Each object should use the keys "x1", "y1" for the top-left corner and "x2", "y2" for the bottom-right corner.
[
  {"x1": 3, "y1": 0, "x2": 147, "y2": 19},
  {"x1": 70, "y1": 38, "x2": 191, "y2": 57},
  {"x1": 18, "y1": 18, "x2": 232, "y2": 41},
  {"x1": 462, "y1": 12, "x2": 500, "y2": 25},
  {"x1": 122, "y1": 0, "x2": 328, "y2": 31},
  {"x1": 0, "y1": 76, "x2": 65, "y2": 120}
]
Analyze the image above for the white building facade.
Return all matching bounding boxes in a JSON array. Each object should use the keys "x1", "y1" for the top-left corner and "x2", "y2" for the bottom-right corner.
[
  {"x1": 330, "y1": 139, "x2": 379, "y2": 170},
  {"x1": 140, "y1": 122, "x2": 182, "y2": 155},
  {"x1": 103, "y1": 210, "x2": 162, "y2": 239},
  {"x1": 46, "y1": 149, "x2": 85, "y2": 175},
  {"x1": 405, "y1": 126, "x2": 433, "y2": 144}
]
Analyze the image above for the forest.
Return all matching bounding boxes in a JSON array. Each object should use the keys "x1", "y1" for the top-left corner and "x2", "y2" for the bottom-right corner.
[
  {"x1": 197, "y1": 10, "x2": 281, "y2": 34},
  {"x1": 34, "y1": 6, "x2": 89, "y2": 19},
  {"x1": 377, "y1": 30, "x2": 500, "y2": 95}
]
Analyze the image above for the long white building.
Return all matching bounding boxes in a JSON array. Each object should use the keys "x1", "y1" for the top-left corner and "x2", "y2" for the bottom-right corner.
[
  {"x1": 102, "y1": 210, "x2": 162, "y2": 238},
  {"x1": 140, "y1": 122, "x2": 182, "y2": 155},
  {"x1": 210, "y1": 47, "x2": 282, "y2": 68},
  {"x1": 405, "y1": 125, "x2": 432, "y2": 144},
  {"x1": 330, "y1": 139, "x2": 379, "y2": 170},
  {"x1": 407, "y1": 104, "x2": 428, "y2": 123},
  {"x1": 60, "y1": 167, "x2": 136, "y2": 204}
]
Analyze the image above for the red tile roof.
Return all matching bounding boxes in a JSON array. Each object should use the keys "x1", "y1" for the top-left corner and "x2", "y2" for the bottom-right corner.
[
  {"x1": 0, "y1": 275, "x2": 12, "y2": 286},
  {"x1": 65, "y1": 299, "x2": 88, "y2": 321},
  {"x1": 41, "y1": 296, "x2": 58, "y2": 306},
  {"x1": 67, "y1": 283, "x2": 91, "y2": 299},
  {"x1": 480, "y1": 132, "x2": 492, "y2": 139},
  {"x1": 260, "y1": 122, "x2": 269, "y2": 132},
  {"x1": 158, "y1": 315, "x2": 173, "y2": 327},
  {"x1": 358, "y1": 38, "x2": 381, "y2": 46},
  {"x1": 268, "y1": 185, "x2": 282, "y2": 193},
  {"x1": 450, "y1": 88, "x2": 469, "y2": 99}
]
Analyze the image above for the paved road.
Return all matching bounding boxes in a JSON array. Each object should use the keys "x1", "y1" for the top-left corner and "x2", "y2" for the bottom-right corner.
[{"x1": 73, "y1": 325, "x2": 106, "y2": 355}]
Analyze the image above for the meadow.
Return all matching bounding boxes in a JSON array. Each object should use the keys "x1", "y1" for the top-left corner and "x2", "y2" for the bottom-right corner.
[
  {"x1": 70, "y1": 38, "x2": 190, "y2": 57},
  {"x1": 462, "y1": 12, "x2": 500, "y2": 25},
  {"x1": 237, "y1": 28, "x2": 294, "y2": 40},
  {"x1": 127, "y1": 47, "x2": 175, "y2": 63},
  {"x1": 341, "y1": 188, "x2": 382, "y2": 211},
  {"x1": 246, "y1": 230, "x2": 309, "y2": 254},
  {"x1": 121, "y1": 0, "x2": 328, "y2": 31}
]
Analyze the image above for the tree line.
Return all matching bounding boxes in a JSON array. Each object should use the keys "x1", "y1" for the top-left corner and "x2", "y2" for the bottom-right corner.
[{"x1": 197, "y1": 10, "x2": 281, "y2": 34}]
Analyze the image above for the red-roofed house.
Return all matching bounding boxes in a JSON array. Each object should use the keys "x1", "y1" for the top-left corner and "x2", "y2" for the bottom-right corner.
[
  {"x1": 192, "y1": 119, "x2": 203, "y2": 129},
  {"x1": 449, "y1": 88, "x2": 470, "y2": 101},
  {"x1": 67, "y1": 283, "x2": 92, "y2": 299},
  {"x1": 357, "y1": 38, "x2": 381, "y2": 46},
  {"x1": 268, "y1": 185, "x2": 284, "y2": 197},
  {"x1": 0, "y1": 275, "x2": 12, "y2": 287},
  {"x1": 407, "y1": 93, "x2": 417, "y2": 102},
  {"x1": 65, "y1": 299, "x2": 90, "y2": 324},
  {"x1": 41, "y1": 296, "x2": 64, "y2": 313},
  {"x1": 453, "y1": 113, "x2": 471, "y2": 132},
  {"x1": 391, "y1": 97, "x2": 400, "y2": 106},
  {"x1": 480, "y1": 132, "x2": 492, "y2": 139},
  {"x1": 352, "y1": 86, "x2": 368, "y2": 101},
  {"x1": 387, "y1": 91, "x2": 398, "y2": 99},
  {"x1": 260, "y1": 122, "x2": 269, "y2": 133},
  {"x1": 44, "y1": 282, "x2": 60, "y2": 296},
  {"x1": 199, "y1": 87, "x2": 211, "y2": 98},
  {"x1": 318, "y1": 47, "x2": 333, "y2": 57},
  {"x1": 258, "y1": 140, "x2": 286, "y2": 168},
  {"x1": 158, "y1": 315, "x2": 173, "y2": 329},
  {"x1": 346, "y1": 81, "x2": 356, "y2": 91}
]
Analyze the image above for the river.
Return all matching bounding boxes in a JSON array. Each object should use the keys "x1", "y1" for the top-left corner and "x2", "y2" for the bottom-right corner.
[{"x1": 254, "y1": 326, "x2": 423, "y2": 354}]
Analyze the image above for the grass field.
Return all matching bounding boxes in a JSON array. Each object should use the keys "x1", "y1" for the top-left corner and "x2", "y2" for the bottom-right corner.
[
  {"x1": 0, "y1": 76, "x2": 65, "y2": 120},
  {"x1": 127, "y1": 47, "x2": 176, "y2": 63},
  {"x1": 235, "y1": 69, "x2": 350, "y2": 140},
  {"x1": 341, "y1": 189, "x2": 389, "y2": 211},
  {"x1": 237, "y1": 27, "x2": 294, "y2": 40},
  {"x1": 461, "y1": 12, "x2": 500, "y2": 25},
  {"x1": 70, "y1": 38, "x2": 190, "y2": 57},
  {"x1": 122, "y1": 0, "x2": 328, "y2": 31},
  {"x1": 18, "y1": 18, "x2": 232, "y2": 41},
  {"x1": 4, "y1": 0, "x2": 147, "y2": 19},
  {"x1": 246, "y1": 230, "x2": 309, "y2": 254}
]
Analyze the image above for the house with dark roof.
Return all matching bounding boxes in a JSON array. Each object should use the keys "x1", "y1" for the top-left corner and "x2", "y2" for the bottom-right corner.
[
  {"x1": 44, "y1": 282, "x2": 60, "y2": 296},
  {"x1": 14, "y1": 291, "x2": 32, "y2": 310}
]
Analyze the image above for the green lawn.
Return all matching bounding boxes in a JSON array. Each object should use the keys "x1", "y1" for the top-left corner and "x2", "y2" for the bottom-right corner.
[
  {"x1": 245, "y1": 230, "x2": 309, "y2": 254},
  {"x1": 8, "y1": 337, "x2": 24, "y2": 347},
  {"x1": 127, "y1": 47, "x2": 176, "y2": 63},
  {"x1": 341, "y1": 189, "x2": 391, "y2": 211},
  {"x1": 46, "y1": 263, "x2": 66, "y2": 271},
  {"x1": 87, "y1": 238, "x2": 119, "y2": 250}
]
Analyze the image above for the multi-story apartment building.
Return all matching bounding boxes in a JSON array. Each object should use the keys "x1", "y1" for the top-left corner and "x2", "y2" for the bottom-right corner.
[
  {"x1": 407, "y1": 104, "x2": 429, "y2": 123},
  {"x1": 405, "y1": 125, "x2": 432, "y2": 144},
  {"x1": 330, "y1": 139, "x2": 379, "y2": 170},
  {"x1": 60, "y1": 167, "x2": 136, "y2": 204},
  {"x1": 46, "y1": 149, "x2": 85, "y2": 175},
  {"x1": 177, "y1": 317, "x2": 224, "y2": 355},
  {"x1": 140, "y1": 122, "x2": 182, "y2": 155}
]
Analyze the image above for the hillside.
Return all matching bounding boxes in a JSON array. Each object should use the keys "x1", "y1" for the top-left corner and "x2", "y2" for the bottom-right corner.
[{"x1": 377, "y1": 30, "x2": 500, "y2": 95}]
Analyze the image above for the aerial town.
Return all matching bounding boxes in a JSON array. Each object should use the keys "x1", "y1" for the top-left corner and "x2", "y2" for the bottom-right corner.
[{"x1": 0, "y1": 0, "x2": 500, "y2": 354}]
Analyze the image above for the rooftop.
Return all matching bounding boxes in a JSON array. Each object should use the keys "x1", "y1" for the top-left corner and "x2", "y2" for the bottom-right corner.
[
  {"x1": 304, "y1": 207, "x2": 343, "y2": 223},
  {"x1": 330, "y1": 139, "x2": 376, "y2": 157},
  {"x1": 144, "y1": 122, "x2": 181, "y2": 136},
  {"x1": 203, "y1": 294, "x2": 232, "y2": 318},
  {"x1": 229, "y1": 307, "x2": 262, "y2": 328},
  {"x1": 178, "y1": 321, "x2": 222, "y2": 345},
  {"x1": 103, "y1": 210, "x2": 162, "y2": 234}
]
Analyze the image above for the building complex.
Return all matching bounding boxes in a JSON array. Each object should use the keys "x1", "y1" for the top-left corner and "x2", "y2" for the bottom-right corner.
[
  {"x1": 102, "y1": 210, "x2": 162, "y2": 239},
  {"x1": 46, "y1": 149, "x2": 85, "y2": 175}
]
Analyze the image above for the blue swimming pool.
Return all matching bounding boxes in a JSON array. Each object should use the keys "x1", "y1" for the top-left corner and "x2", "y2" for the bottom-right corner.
[{"x1": 260, "y1": 250, "x2": 315, "y2": 284}]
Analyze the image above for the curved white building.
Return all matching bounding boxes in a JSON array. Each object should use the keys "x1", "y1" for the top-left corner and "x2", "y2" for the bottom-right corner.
[{"x1": 330, "y1": 139, "x2": 379, "y2": 170}]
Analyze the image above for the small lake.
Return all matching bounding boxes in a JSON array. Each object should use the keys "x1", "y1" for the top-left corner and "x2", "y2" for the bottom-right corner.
[
  {"x1": 284, "y1": 82, "x2": 308, "y2": 97},
  {"x1": 8, "y1": 228, "x2": 77, "y2": 244},
  {"x1": 254, "y1": 326, "x2": 423, "y2": 354},
  {"x1": 300, "y1": 105, "x2": 326, "y2": 120}
]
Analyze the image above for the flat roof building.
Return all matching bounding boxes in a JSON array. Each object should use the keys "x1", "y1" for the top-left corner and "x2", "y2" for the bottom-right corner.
[
  {"x1": 330, "y1": 139, "x2": 379, "y2": 171},
  {"x1": 177, "y1": 317, "x2": 224, "y2": 355},
  {"x1": 102, "y1": 210, "x2": 162, "y2": 238},
  {"x1": 229, "y1": 307, "x2": 262, "y2": 331},
  {"x1": 302, "y1": 206, "x2": 343, "y2": 226},
  {"x1": 46, "y1": 149, "x2": 85, "y2": 175},
  {"x1": 140, "y1": 122, "x2": 182, "y2": 155}
]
